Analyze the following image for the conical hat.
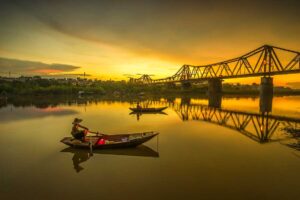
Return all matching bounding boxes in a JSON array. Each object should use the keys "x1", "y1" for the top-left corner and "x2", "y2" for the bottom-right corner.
[{"x1": 72, "y1": 118, "x2": 83, "y2": 124}]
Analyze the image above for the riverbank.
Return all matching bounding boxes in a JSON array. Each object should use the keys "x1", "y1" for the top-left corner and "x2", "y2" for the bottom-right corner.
[
  {"x1": 1, "y1": 77, "x2": 300, "y2": 96},
  {"x1": 2, "y1": 92, "x2": 300, "y2": 110}
]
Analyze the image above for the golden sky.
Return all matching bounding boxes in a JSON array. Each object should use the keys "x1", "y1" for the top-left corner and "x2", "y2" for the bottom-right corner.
[{"x1": 0, "y1": 0, "x2": 299, "y2": 86}]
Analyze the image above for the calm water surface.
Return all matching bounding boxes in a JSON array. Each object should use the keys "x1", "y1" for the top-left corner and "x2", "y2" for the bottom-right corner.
[{"x1": 1, "y1": 96, "x2": 300, "y2": 200}]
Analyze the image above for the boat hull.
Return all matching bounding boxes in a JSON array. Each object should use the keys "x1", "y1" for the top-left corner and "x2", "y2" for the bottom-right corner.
[
  {"x1": 129, "y1": 107, "x2": 167, "y2": 112},
  {"x1": 61, "y1": 132, "x2": 158, "y2": 149}
]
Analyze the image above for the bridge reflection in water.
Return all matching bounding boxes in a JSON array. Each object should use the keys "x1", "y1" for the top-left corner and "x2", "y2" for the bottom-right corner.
[{"x1": 143, "y1": 97, "x2": 300, "y2": 144}]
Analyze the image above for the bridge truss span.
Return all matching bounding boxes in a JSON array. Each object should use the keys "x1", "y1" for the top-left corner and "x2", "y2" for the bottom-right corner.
[{"x1": 132, "y1": 45, "x2": 300, "y2": 84}]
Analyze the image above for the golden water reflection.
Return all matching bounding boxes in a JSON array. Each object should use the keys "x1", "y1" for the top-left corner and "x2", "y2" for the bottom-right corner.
[{"x1": 1, "y1": 95, "x2": 300, "y2": 200}]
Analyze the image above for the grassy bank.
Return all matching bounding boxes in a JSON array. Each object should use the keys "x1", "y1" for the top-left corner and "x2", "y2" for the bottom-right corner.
[{"x1": 1, "y1": 78, "x2": 300, "y2": 96}]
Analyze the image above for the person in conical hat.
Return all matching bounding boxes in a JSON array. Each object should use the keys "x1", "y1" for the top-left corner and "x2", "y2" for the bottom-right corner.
[{"x1": 71, "y1": 118, "x2": 89, "y2": 141}]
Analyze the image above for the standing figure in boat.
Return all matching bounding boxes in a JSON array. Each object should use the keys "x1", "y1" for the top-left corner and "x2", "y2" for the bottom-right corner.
[
  {"x1": 71, "y1": 118, "x2": 89, "y2": 141},
  {"x1": 137, "y1": 102, "x2": 142, "y2": 110}
]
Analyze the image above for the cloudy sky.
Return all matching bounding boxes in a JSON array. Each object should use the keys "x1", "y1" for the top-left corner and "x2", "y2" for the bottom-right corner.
[{"x1": 0, "y1": 0, "x2": 299, "y2": 85}]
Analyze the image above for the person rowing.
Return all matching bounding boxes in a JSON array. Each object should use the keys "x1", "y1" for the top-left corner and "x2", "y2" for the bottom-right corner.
[{"x1": 71, "y1": 118, "x2": 102, "y2": 141}]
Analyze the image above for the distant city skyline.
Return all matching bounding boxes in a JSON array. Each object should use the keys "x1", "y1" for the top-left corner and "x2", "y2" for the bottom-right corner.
[{"x1": 0, "y1": 0, "x2": 299, "y2": 87}]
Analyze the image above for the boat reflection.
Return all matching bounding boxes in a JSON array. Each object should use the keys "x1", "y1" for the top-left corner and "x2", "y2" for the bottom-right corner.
[
  {"x1": 61, "y1": 145, "x2": 159, "y2": 173},
  {"x1": 130, "y1": 111, "x2": 167, "y2": 121}
]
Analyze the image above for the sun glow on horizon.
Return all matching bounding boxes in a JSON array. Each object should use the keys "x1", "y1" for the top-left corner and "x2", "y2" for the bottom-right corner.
[{"x1": 0, "y1": 0, "x2": 299, "y2": 86}]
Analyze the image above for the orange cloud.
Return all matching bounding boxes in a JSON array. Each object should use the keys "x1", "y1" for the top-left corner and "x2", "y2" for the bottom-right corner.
[
  {"x1": 33, "y1": 69, "x2": 63, "y2": 74},
  {"x1": 0, "y1": 57, "x2": 81, "y2": 76}
]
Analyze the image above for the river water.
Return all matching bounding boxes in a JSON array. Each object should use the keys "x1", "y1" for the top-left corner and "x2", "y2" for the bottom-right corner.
[{"x1": 0, "y1": 95, "x2": 300, "y2": 200}]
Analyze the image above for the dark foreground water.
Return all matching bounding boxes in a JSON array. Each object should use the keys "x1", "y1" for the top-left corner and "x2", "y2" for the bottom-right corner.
[{"x1": 0, "y1": 95, "x2": 300, "y2": 200}]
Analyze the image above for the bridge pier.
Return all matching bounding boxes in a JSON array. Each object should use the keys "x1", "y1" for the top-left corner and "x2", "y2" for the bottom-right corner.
[
  {"x1": 259, "y1": 77, "x2": 273, "y2": 112},
  {"x1": 181, "y1": 81, "x2": 191, "y2": 89},
  {"x1": 208, "y1": 78, "x2": 222, "y2": 95},
  {"x1": 208, "y1": 94, "x2": 222, "y2": 108}
]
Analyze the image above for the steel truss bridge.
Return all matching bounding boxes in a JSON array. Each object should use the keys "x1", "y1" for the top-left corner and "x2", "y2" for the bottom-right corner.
[
  {"x1": 137, "y1": 100, "x2": 300, "y2": 143},
  {"x1": 130, "y1": 45, "x2": 300, "y2": 84}
]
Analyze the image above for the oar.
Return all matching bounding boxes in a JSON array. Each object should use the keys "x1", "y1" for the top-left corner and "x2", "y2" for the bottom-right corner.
[
  {"x1": 87, "y1": 130, "x2": 105, "y2": 136},
  {"x1": 89, "y1": 139, "x2": 93, "y2": 156}
]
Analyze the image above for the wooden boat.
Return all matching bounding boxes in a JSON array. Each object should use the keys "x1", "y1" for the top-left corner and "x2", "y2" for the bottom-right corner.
[
  {"x1": 61, "y1": 131, "x2": 158, "y2": 149},
  {"x1": 130, "y1": 111, "x2": 167, "y2": 115},
  {"x1": 129, "y1": 106, "x2": 167, "y2": 112}
]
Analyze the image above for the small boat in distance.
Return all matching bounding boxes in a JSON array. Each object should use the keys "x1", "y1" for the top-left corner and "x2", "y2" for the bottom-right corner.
[
  {"x1": 130, "y1": 111, "x2": 167, "y2": 115},
  {"x1": 61, "y1": 131, "x2": 158, "y2": 149},
  {"x1": 129, "y1": 106, "x2": 167, "y2": 112}
]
